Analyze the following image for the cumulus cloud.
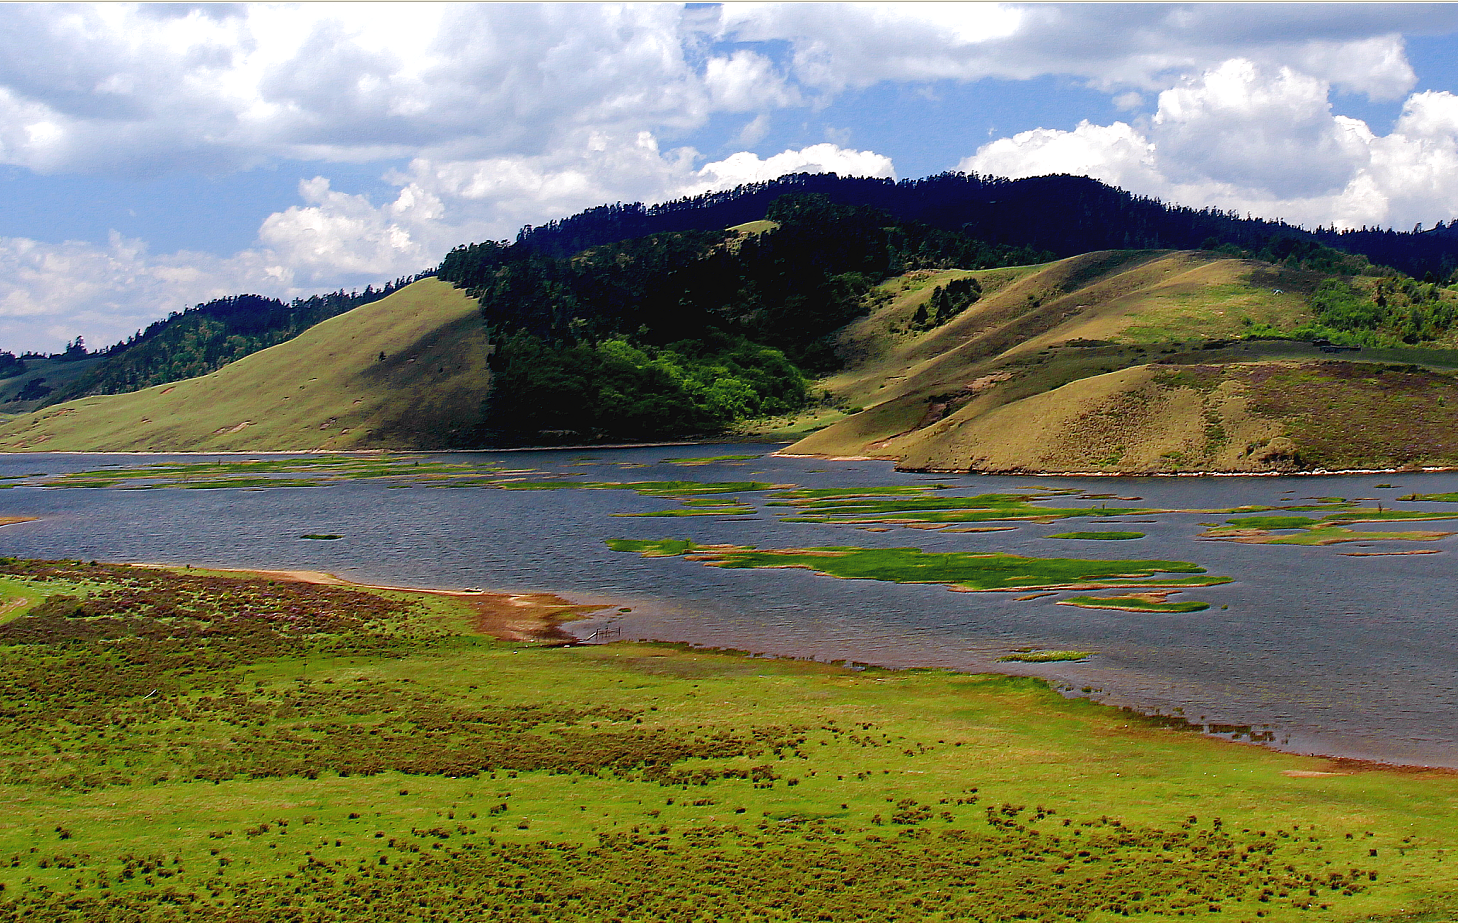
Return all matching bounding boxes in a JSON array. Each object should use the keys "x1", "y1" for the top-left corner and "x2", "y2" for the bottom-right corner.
[
  {"x1": 0, "y1": 232, "x2": 287, "y2": 353},
  {"x1": 2, "y1": 4, "x2": 1450, "y2": 178},
  {"x1": 1151, "y1": 59, "x2": 1370, "y2": 197},
  {"x1": 692, "y1": 143, "x2": 896, "y2": 190},
  {"x1": 704, "y1": 51, "x2": 801, "y2": 112},
  {"x1": 0, "y1": 3, "x2": 718, "y2": 174},
  {"x1": 959, "y1": 60, "x2": 1458, "y2": 232},
  {"x1": 716, "y1": 3, "x2": 1450, "y2": 99}
]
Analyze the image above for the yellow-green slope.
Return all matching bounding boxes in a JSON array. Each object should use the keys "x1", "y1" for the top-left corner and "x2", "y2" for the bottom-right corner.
[
  {"x1": 790, "y1": 250, "x2": 1458, "y2": 473},
  {"x1": 0, "y1": 278, "x2": 490, "y2": 452}
]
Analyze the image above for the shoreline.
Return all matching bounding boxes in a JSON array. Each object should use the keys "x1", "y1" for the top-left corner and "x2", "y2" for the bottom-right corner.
[
  {"x1": 123, "y1": 560, "x2": 1458, "y2": 776},
  {"x1": 0, "y1": 439, "x2": 719, "y2": 458},
  {"x1": 774, "y1": 451, "x2": 1458, "y2": 477},
  {"x1": 7, "y1": 442, "x2": 1457, "y2": 478}
]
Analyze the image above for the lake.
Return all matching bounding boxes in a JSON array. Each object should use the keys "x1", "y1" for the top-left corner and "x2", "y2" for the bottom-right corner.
[{"x1": 0, "y1": 444, "x2": 1454, "y2": 768}]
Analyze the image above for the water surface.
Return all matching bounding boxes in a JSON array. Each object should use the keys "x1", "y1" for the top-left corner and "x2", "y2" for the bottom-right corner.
[{"x1": 0, "y1": 446, "x2": 1454, "y2": 768}]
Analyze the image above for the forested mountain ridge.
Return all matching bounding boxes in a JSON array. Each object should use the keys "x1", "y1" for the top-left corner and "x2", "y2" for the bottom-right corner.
[
  {"x1": 5, "y1": 172, "x2": 1458, "y2": 467},
  {"x1": 505, "y1": 172, "x2": 1458, "y2": 281}
]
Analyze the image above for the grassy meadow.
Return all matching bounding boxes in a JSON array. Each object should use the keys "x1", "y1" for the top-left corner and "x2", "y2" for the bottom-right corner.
[
  {"x1": 0, "y1": 279, "x2": 491, "y2": 453},
  {"x1": 0, "y1": 560, "x2": 1455, "y2": 922}
]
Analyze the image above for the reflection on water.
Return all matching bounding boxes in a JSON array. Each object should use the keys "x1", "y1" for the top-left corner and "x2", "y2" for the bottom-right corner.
[{"x1": 0, "y1": 446, "x2": 1455, "y2": 767}]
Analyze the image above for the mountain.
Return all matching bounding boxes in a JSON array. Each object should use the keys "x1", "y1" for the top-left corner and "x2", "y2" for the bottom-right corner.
[{"x1": 2, "y1": 177, "x2": 1458, "y2": 470}]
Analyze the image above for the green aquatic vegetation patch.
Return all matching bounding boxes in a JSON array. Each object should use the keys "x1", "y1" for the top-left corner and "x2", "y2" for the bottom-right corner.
[
  {"x1": 771, "y1": 490, "x2": 1147, "y2": 526},
  {"x1": 1325, "y1": 507, "x2": 1458, "y2": 524},
  {"x1": 172, "y1": 477, "x2": 322, "y2": 490},
  {"x1": 1060, "y1": 594, "x2": 1211, "y2": 613},
  {"x1": 663, "y1": 454, "x2": 764, "y2": 466},
  {"x1": 772, "y1": 486, "x2": 951, "y2": 500},
  {"x1": 997, "y1": 650, "x2": 1096, "y2": 663},
  {"x1": 1221, "y1": 516, "x2": 1321, "y2": 530},
  {"x1": 606, "y1": 540, "x2": 1230, "y2": 593},
  {"x1": 495, "y1": 479, "x2": 776, "y2": 497},
  {"x1": 1206, "y1": 508, "x2": 1458, "y2": 544},
  {"x1": 1252, "y1": 526, "x2": 1448, "y2": 546},
  {"x1": 1049, "y1": 531, "x2": 1145, "y2": 540},
  {"x1": 1402, "y1": 491, "x2": 1458, "y2": 502}
]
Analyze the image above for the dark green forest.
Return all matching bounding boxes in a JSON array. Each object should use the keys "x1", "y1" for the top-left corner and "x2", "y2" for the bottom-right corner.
[
  {"x1": 438, "y1": 194, "x2": 1049, "y2": 441},
  {"x1": 1279, "y1": 276, "x2": 1458, "y2": 346}
]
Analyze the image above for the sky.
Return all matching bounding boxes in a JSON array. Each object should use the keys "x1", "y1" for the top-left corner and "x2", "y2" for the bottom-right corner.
[{"x1": 2, "y1": 3, "x2": 1458, "y2": 354}]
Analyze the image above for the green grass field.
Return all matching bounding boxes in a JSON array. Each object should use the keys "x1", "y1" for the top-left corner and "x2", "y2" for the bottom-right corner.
[{"x1": 0, "y1": 559, "x2": 1455, "y2": 922}]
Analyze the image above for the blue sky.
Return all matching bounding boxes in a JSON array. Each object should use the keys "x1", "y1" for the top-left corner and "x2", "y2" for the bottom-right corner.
[{"x1": 1, "y1": 3, "x2": 1457, "y2": 354}]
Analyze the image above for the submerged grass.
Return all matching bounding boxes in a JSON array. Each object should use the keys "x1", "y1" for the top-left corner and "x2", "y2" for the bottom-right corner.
[
  {"x1": 771, "y1": 489, "x2": 1149, "y2": 528},
  {"x1": 606, "y1": 539, "x2": 1230, "y2": 593},
  {"x1": 1060, "y1": 594, "x2": 1211, "y2": 613},
  {"x1": 0, "y1": 560, "x2": 1453, "y2": 921},
  {"x1": 1204, "y1": 507, "x2": 1458, "y2": 544},
  {"x1": 997, "y1": 650, "x2": 1096, "y2": 663}
]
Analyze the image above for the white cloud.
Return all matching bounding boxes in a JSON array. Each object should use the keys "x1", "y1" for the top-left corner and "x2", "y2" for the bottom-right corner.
[
  {"x1": 0, "y1": 232, "x2": 288, "y2": 354},
  {"x1": 3, "y1": 4, "x2": 1447, "y2": 178},
  {"x1": 704, "y1": 51, "x2": 800, "y2": 112},
  {"x1": 967, "y1": 121, "x2": 1156, "y2": 192},
  {"x1": 257, "y1": 176, "x2": 440, "y2": 279},
  {"x1": 693, "y1": 143, "x2": 896, "y2": 190},
  {"x1": 716, "y1": 3, "x2": 1447, "y2": 99},
  {"x1": 959, "y1": 60, "x2": 1458, "y2": 232},
  {"x1": 0, "y1": 3, "x2": 721, "y2": 174},
  {"x1": 1151, "y1": 59, "x2": 1370, "y2": 197}
]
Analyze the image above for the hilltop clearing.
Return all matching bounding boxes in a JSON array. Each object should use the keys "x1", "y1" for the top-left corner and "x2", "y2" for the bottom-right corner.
[
  {"x1": 787, "y1": 250, "x2": 1458, "y2": 473},
  {"x1": 0, "y1": 279, "x2": 490, "y2": 452}
]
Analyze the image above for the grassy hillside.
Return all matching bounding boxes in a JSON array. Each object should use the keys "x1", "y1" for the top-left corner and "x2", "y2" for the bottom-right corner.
[
  {"x1": 0, "y1": 354, "x2": 106, "y2": 416},
  {"x1": 0, "y1": 279, "x2": 490, "y2": 452},
  {"x1": 788, "y1": 250, "x2": 1458, "y2": 473}
]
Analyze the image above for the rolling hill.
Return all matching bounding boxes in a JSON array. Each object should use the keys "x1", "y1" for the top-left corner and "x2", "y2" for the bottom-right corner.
[
  {"x1": 3, "y1": 186, "x2": 1458, "y2": 473},
  {"x1": 786, "y1": 250, "x2": 1458, "y2": 472},
  {"x1": 0, "y1": 278, "x2": 490, "y2": 452}
]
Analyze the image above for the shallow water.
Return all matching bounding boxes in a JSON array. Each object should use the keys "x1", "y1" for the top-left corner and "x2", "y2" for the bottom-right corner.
[{"x1": 0, "y1": 446, "x2": 1455, "y2": 767}]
